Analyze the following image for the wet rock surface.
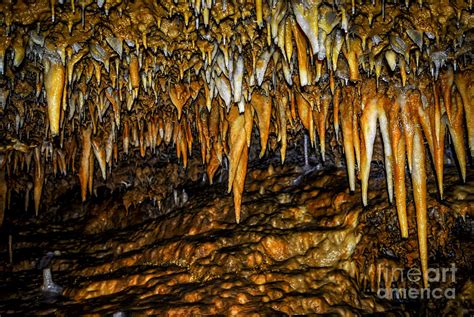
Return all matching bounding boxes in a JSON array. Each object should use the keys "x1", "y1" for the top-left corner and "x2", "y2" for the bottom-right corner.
[{"x1": 0, "y1": 160, "x2": 472, "y2": 315}]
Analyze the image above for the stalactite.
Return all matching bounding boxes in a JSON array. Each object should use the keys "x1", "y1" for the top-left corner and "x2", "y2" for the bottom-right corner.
[
  {"x1": 251, "y1": 92, "x2": 272, "y2": 158},
  {"x1": 387, "y1": 93, "x2": 408, "y2": 238},
  {"x1": 0, "y1": 0, "x2": 472, "y2": 293},
  {"x1": 227, "y1": 106, "x2": 252, "y2": 223},
  {"x1": 412, "y1": 127, "x2": 429, "y2": 288},
  {"x1": 43, "y1": 58, "x2": 65, "y2": 137},
  {"x1": 454, "y1": 70, "x2": 474, "y2": 158},
  {"x1": 0, "y1": 155, "x2": 6, "y2": 226},
  {"x1": 79, "y1": 127, "x2": 92, "y2": 202},
  {"x1": 340, "y1": 88, "x2": 356, "y2": 191},
  {"x1": 33, "y1": 147, "x2": 44, "y2": 216}
]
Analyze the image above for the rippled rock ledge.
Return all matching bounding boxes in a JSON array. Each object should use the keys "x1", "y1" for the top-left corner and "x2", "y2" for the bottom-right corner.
[{"x1": 0, "y1": 161, "x2": 473, "y2": 316}]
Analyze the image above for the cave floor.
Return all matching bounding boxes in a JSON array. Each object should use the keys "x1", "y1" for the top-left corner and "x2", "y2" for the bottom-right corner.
[{"x1": 0, "y1": 163, "x2": 473, "y2": 316}]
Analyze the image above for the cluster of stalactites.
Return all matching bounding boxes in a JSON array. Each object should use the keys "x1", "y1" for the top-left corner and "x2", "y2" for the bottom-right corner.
[
  {"x1": 0, "y1": 0, "x2": 472, "y2": 106},
  {"x1": 0, "y1": 0, "x2": 473, "y2": 288},
  {"x1": 1, "y1": 68, "x2": 473, "y2": 289},
  {"x1": 338, "y1": 71, "x2": 473, "y2": 289}
]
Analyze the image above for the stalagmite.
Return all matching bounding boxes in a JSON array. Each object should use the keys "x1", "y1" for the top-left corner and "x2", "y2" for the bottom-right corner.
[{"x1": 41, "y1": 268, "x2": 63, "y2": 294}]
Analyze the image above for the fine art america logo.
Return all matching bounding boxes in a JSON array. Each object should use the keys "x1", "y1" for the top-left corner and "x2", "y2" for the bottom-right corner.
[{"x1": 376, "y1": 264, "x2": 457, "y2": 300}]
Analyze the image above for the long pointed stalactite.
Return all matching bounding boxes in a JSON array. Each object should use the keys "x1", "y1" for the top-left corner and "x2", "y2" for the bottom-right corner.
[
  {"x1": 0, "y1": 0, "x2": 473, "y2": 290},
  {"x1": 43, "y1": 55, "x2": 65, "y2": 137}
]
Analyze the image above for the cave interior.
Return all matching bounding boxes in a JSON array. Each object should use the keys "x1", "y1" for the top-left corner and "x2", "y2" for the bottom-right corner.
[{"x1": 0, "y1": 0, "x2": 473, "y2": 315}]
